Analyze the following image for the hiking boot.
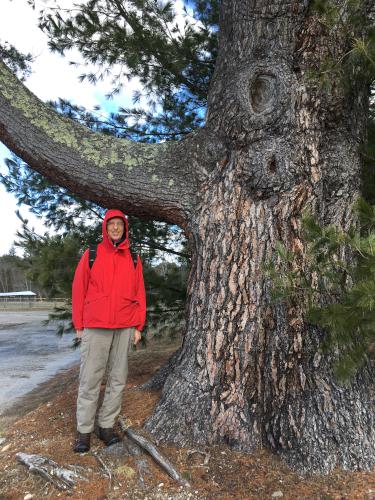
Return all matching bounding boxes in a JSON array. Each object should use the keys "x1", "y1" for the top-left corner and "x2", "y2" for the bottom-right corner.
[
  {"x1": 96, "y1": 426, "x2": 121, "y2": 447},
  {"x1": 73, "y1": 432, "x2": 91, "y2": 453}
]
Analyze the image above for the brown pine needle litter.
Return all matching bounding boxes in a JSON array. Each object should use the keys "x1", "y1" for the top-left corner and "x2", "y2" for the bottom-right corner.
[{"x1": 1, "y1": 339, "x2": 375, "y2": 500}]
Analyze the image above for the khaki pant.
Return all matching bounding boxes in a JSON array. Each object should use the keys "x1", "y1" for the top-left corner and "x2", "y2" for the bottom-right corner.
[{"x1": 76, "y1": 327, "x2": 134, "y2": 433}]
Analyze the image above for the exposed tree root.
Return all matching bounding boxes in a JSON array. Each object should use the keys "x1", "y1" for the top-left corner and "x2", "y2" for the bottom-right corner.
[
  {"x1": 118, "y1": 417, "x2": 190, "y2": 487},
  {"x1": 136, "y1": 347, "x2": 181, "y2": 391}
]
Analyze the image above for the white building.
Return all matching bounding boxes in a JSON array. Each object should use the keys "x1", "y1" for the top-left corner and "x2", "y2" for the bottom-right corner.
[{"x1": 0, "y1": 291, "x2": 37, "y2": 302}]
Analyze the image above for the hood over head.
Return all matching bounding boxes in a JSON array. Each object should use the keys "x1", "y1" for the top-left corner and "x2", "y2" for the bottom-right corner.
[{"x1": 102, "y1": 209, "x2": 129, "y2": 249}]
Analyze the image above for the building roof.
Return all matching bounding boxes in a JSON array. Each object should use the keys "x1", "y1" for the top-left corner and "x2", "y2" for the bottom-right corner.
[{"x1": 0, "y1": 291, "x2": 37, "y2": 297}]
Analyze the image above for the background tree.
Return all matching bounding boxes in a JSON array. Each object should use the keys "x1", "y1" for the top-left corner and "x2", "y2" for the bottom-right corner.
[
  {"x1": 1, "y1": 0, "x2": 375, "y2": 474},
  {"x1": 0, "y1": 252, "x2": 32, "y2": 293},
  {"x1": 0, "y1": 40, "x2": 32, "y2": 80}
]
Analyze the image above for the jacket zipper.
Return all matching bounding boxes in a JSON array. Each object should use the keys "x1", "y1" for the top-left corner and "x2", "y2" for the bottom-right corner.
[{"x1": 111, "y1": 250, "x2": 117, "y2": 325}]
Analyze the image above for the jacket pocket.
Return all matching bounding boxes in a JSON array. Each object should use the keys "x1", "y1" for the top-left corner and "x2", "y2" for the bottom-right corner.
[
  {"x1": 119, "y1": 296, "x2": 138, "y2": 308},
  {"x1": 83, "y1": 294, "x2": 109, "y2": 324},
  {"x1": 117, "y1": 298, "x2": 141, "y2": 325}
]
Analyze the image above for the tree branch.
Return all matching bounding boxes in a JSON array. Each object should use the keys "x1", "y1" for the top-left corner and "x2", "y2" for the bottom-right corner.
[
  {"x1": 0, "y1": 61, "x2": 219, "y2": 226},
  {"x1": 138, "y1": 239, "x2": 188, "y2": 258}
]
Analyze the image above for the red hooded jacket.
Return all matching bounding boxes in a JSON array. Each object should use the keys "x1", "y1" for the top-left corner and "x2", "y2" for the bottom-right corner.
[{"x1": 72, "y1": 209, "x2": 146, "y2": 331}]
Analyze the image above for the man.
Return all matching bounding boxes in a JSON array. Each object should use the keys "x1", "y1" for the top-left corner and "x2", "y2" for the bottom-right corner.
[{"x1": 72, "y1": 209, "x2": 146, "y2": 453}]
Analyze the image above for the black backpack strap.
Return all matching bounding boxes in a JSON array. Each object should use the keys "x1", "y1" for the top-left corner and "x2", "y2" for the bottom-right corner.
[
  {"x1": 130, "y1": 251, "x2": 138, "y2": 268},
  {"x1": 89, "y1": 244, "x2": 97, "y2": 269}
]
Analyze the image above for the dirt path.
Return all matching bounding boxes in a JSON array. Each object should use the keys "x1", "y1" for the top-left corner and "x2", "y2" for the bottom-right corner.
[
  {"x1": 0, "y1": 311, "x2": 51, "y2": 327},
  {"x1": 1, "y1": 340, "x2": 375, "y2": 499},
  {"x1": 0, "y1": 318, "x2": 79, "y2": 414}
]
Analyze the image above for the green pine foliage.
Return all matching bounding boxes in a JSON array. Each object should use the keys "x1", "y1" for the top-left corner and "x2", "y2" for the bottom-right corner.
[
  {"x1": 34, "y1": 0, "x2": 219, "y2": 140},
  {"x1": 309, "y1": 0, "x2": 375, "y2": 88},
  {"x1": 145, "y1": 261, "x2": 188, "y2": 340},
  {"x1": 0, "y1": 40, "x2": 33, "y2": 80},
  {"x1": 13, "y1": 211, "x2": 88, "y2": 298},
  {"x1": 1, "y1": 155, "x2": 104, "y2": 232},
  {"x1": 266, "y1": 199, "x2": 375, "y2": 381}
]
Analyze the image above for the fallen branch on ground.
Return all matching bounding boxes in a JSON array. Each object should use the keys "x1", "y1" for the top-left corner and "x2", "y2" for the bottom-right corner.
[
  {"x1": 93, "y1": 452, "x2": 112, "y2": 489},
  {"x1": 16, "y1": 452, "x2": 87, "y2": 491},
  {"x1": 118, "y1": 417, "x2": 190, "y2": 488}
]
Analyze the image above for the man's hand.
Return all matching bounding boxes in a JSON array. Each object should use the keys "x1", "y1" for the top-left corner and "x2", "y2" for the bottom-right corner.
[
  {"x1": 134, "y1": 330, "x2": 142, "y2": 345},
  {"x1": 76, "y1": 329, "x2": 83, "y2": 338}
]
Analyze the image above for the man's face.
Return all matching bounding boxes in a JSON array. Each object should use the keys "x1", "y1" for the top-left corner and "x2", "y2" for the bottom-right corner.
[{"x1": 107, "y1": 217, "x2": 125, "y2": 242}]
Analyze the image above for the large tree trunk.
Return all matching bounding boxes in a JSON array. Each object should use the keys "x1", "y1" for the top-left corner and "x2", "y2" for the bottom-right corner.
[{"x1": 0, "y1": 0, "x2": 375, "y2": 474}]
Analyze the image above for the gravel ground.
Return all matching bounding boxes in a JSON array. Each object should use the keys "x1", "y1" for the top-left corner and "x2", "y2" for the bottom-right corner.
[{"x1": 0, "y1": 310, "x2": 50, "y2": 327}]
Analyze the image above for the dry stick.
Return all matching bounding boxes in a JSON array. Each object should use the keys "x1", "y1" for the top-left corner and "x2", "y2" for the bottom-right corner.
[
  {"x1": 118, "y1": 418, "x2": 191, "y2": 488},
  {"x1": 16, "y1": 452, "x2": 87, "y2": 491},
  {"x1": 93, "y1": 452, "x2": 112, "y2": 489}
]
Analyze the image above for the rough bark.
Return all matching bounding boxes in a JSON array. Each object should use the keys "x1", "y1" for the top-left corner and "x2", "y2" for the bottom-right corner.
[
  {"x1": 1, "y1": 0, "x2": 375, "y2": 474},
  {"x1": 136, "y1": 347, "x2": 181, "y2": 391},
  {"x1": 145, "y1": 0, "x2": 375, "y2": 474}
]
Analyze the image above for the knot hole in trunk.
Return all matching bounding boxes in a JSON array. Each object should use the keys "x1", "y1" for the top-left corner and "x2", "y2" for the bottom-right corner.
[
  {"x1": 249, "y1": 74, "x2": 277, "y2": 114},
  {"x1": 268, "y1": 154, "x2": 277, "y2": 173}
]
